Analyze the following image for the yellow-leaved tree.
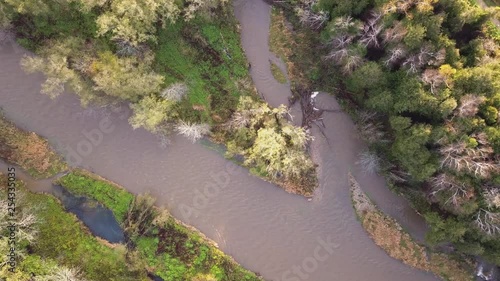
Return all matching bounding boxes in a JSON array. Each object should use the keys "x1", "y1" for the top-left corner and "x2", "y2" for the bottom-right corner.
[
  {"x1": 227, "y1": 96, "x2": 316, "y2": 192},
  {"x1": 129, "y1": 95, "x2": 175, "y2": 133},
  {"x1": 96, "y1": 0, "x2": 179, "y2": 45},
  {"x1": 91, "y1": 51, "x2": 164, "y2": 101},
  {"x1": 21, "y1": 37, "x2": 96, "y2": 105}
]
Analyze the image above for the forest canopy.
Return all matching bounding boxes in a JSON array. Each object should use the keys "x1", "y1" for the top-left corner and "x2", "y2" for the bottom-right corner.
[{"x1": 288, "y1": 0, "x2": 500, "y2": 265}]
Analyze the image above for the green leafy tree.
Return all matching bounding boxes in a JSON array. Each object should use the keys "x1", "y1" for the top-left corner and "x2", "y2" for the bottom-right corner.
[
  {"x1": 227, "y1": 97, "x2": 316, "y2": 191},
  {"x1": 346, "y1": 62, "x2": 387, "y2": 103},
  {"x1": 91, "y1": 51, "x2": 164, "y2": 101},
  {"x1": 129, "y1": 95, "x2": 175, "y2": 133},
  {"x1": 403, "y1": 23, "x2": 427, "y2": 50},
  {"x1": 425, "y1": 212, "x2": 468, "y2": 245},
  {"x1": 390, "y1": 116, "x2": 437, "y2": 181},
  {"x1": 96, "y1": 0, "x2": 179, "y2": 45},
  {"x1": 21, "y1": 38, "x2": 96, "y2": 104}
]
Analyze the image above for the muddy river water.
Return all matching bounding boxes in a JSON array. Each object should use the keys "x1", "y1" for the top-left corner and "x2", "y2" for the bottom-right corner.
[{"x1": 0, "y1": 0, "x2": 440, "y2": 280}]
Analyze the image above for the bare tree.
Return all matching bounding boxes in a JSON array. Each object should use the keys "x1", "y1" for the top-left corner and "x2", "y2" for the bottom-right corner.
[
  {"x1": 358, "y1": 150, "x2": 381, "y2": 175},
  {"x1": 439, "y1": 142, "x2": 469, "y2": 171},
  {"x1": 384, "y1": 45, "x2": 407, "y2": 66},
  {"x1": 395, "y1": 0, "x2": 414, "y2": 14},
  {"x1": 360, "y1": 24, "x2": 382, "y2": 48},
  {"x1": 402, "y1": 54, "x2": 420, "y2": 73},
  {"x1": 421, "y1": 69, "x2": 445, "y2": 94},
  {"x1": 160, "y1": 82, "x2": 188, "y2": 101},
  {"x1": 456, "y1": 94, "x2": 486, "y2": 117},
  {"x1": 123, "y1": 193, "x2": 157, "y2": 238},
  {"x1": 474, "y1": 209, "x2": 500, "y2": 236},
  {"x1": 388, "y1": 168, "x2": 410, "y2": 183},
  {"x1": 175, "y1": 121, "x2": 210, "y2": 143},
  {"x1": 360, "y1": 11, "x2": 383, "y2": 48},
  {"x1": 469, "y1": 161, "x2": 499, "y2": 179},
  {"x1": 342, "y1": 51, "x2": 363, "y2": 74},
  {"x1": 429, "y1": 173, "x2": 471, "y2": 207},
  {"x1": 429, "y1": 48, "x2": 446, "y2": 66},
  {"x1": 483, "y1": 188, "x2": 500, "y2": 209},
  {"x1": 417, "y1": 44, "x2": 436, "y2": 65},
  {"x1": 472, "y1": 132, "x2": 490, "y2": 146},
  {"x1": 439, "y1": 142, "x2": 499, "y2": 178},
  {"x1": 324, "y1": 16, "x2": 359, "y2": 49},
  {"x1": 228, "y1": 110, "x2": 252, "y2": 129},
  {"x1": 328, "y1": 34, "x2": 354, "y2": 50},
  {"x1": 36, "y1": 266, "x2": 89, "y2": 281},
  {"x1": 401, "y1": 44, "x2": 442, "y2": 74},
  {"x1": 324, "y1": 43, "x2": 364, "y2": 74},
  {"x1": 294, "y1": 0, "x2": 329, "y2": 30},
  {"x1": 357, "y1": 111, "x2": 386, "y2": 144},
  {"x1": 324, "y1": 46, "x2": 349, "y2": 62},
  {"x1": 297, "y1": 9, "x2": 329, "y2": 30},
  {"x1": 332, "y1": 15, "x2": 358, "y2": 31},
  {"x1": 382, "y1": 21, "x2": 407, "y2": 44},
  {"x1": 0, "y1": 195, "x2": 39, "y2": 243},
  {"x1": 382, "y1": 0, "x2": 415, "y2": 15}
]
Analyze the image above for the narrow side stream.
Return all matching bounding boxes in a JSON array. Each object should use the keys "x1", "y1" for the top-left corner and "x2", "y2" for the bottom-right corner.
[
  {"x1": 52, "y1": 184, "x2": 125, "y2": 243},
  {"x1": 0, "y1": 160, "x2": 124, "y2": 243}
]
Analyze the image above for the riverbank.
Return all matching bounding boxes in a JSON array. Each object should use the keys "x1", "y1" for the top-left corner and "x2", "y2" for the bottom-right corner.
[
  {"x1": 349, "y1": 174, "x2": 474, "y2": 281},
  {"x1": 56, "y1": 169, "x2": 263, "y2": 281},
  {"x1": 0, "y1": 113, "x2": 66, "y2": 178}
]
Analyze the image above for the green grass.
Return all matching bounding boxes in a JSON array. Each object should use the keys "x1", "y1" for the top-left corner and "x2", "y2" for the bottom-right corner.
[
  {"x1": 56, "y1": 170, "x2": 133, "y2": 222},
  {"x1": 135, "y1": 219, "x2": 260, "y2": 281},
  {"x1": 153, "y1": 14, "x2": 252, "y2": 124},
  {"x1": 270, "y1": 61, "x2": 287, "y2": 84},
  {"x1": 0, "y1": 176, "x2": 146, "y2": 281},
  {"x1": 28, "y1": 192, "x2": 144, "y2": 280}
]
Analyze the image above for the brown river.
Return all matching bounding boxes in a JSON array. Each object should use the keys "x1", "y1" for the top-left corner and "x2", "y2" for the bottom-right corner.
[{"x1": 0, "y1": 0, "x2": 440, "y2": 280}]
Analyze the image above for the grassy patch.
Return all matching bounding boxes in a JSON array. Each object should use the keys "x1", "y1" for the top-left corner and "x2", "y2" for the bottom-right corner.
[
  {"x1": 270, "y1": 61, "x2": 287, "y2": 84},
  {"x1": 0, "y1": 114, "x2": 67, "y2": 178},
  {"x1": 55, "y1": 169, "x2": 263, "y2": 281},
  {"x1": 269, "y1": 9, "x2": 294, "y2": 69},
  {"x1": 0, "y1": 176, "x2": 146, "y2": 281},
  {"x1": 56, "y1": 170, "x2": 134, "y2": 222},
  {"x1": 137, "y1": 219, "x2": 261, "y2": 281},
  {"x1": 29, "y1": 193, "x2": 145, "y2": 280},
  {"x1": 349, "y1": 174, "x2": 474, "y2": 281},
  {"x1": 153, "y1": 12, "x2": 252, "y2": 125},
  {"x1": 269, "y1": 8, "x2": 323, "y2": 89}
]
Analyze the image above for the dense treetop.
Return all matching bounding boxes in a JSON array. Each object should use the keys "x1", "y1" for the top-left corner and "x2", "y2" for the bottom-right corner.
[{"x1": 293, "y1": 0, "x2": 500, "y2": 264}]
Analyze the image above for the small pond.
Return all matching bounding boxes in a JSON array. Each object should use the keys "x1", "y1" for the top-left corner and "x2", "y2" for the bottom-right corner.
[{"x1": 51, "y1": 184, "x2": 126, "y2": 244}]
